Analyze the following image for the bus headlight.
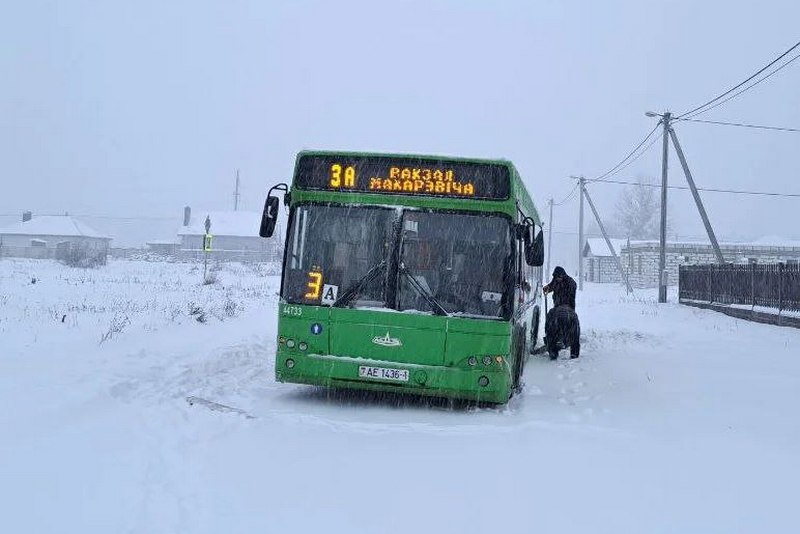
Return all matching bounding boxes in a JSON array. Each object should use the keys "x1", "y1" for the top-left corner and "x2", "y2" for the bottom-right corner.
[
  {"x1": 286, "y1": 358, "x2": 295, "y2": 369},
  {"x1": 286, "y1": 339, "x2": 296, "y2": 349},
  {"x1": 298, "y1": 341, "x2": 308, "y2": 351},
  {"x1": 478, "y1": 376, "x2": 490, "y2": 387},
  {"x1": 467, "y1": 356, "x2": 478, "y2": 366},
  {"x1": 482, "y1": 356, "x2": 493, "y2": 366}
]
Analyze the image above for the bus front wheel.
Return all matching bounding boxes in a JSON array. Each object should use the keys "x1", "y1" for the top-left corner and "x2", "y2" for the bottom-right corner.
[{"x1": 512, "y1": 326, "x2": 527, "y2": 392}]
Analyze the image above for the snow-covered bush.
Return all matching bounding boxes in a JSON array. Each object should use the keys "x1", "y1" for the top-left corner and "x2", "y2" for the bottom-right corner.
[
  {"x1": 57, "y1": 243, "x2": 107, "y2": 268},
  {"x1": 99, "y1": 313, "x2": 131, "y2": 344}
]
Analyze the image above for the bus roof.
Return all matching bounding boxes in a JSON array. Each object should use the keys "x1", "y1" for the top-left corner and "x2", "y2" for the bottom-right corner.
[{"x1": 297, "y1": 149, "x2": 514, "y2": 168}]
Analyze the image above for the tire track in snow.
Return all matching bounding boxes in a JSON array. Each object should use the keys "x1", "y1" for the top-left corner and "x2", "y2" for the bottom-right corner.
[{"x1": 108, "y1": 339, "x2": 275, "y2": 408}]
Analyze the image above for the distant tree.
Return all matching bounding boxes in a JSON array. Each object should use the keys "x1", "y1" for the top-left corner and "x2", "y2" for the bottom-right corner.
[{"x1": 614, "y1": 179, "x2": 662, "y2": 240}]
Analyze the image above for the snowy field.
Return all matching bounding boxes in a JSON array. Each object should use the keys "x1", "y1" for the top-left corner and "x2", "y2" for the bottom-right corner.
[{"x1": 1, "y1": 258, "x2": 799, "y2": 533}]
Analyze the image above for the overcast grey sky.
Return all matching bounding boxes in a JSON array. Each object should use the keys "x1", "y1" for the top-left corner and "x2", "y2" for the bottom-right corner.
[{"x1": 2, "y1": 0, "x2": 799, "y2": 245}]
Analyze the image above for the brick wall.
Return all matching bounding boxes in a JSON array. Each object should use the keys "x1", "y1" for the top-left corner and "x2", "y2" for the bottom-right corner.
[
  {"x1": 583, "y1": 243, "x2": 800, "y2": 288},
  {"x1": 585, "y1": 256, "x2": 622, "y2": 283},
  {"x1": 622, "y1": 244, "x2": 800, "y2": 288}
]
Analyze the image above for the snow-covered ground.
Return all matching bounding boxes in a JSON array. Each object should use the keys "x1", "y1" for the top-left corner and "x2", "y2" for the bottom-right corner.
[{"x1": 1, "y1": 258, "x2": 798, "y2": 533}]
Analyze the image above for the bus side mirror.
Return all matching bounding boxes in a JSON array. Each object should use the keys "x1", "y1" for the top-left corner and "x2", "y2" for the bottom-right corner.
[
  {"x1": 525, "y1": 226, "x2": 544, "y2": 267},
  {"x1": 260, "y1": 182, "x2": 289, "y2": 238},
  {"x1": 260, "y1": 196, "x2": 280, "y2": 238}
]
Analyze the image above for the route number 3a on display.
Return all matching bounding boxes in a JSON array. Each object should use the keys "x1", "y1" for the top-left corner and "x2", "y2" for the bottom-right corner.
[
  {"x1": 304, "y1": 271, "x2": 339, "y2": 305},
  {"x1": 304, "y1": 271, "x2": 323, "y2": 299},
  {"x1": 330, "y1": 164, "x2": 356, "y2": 188}
]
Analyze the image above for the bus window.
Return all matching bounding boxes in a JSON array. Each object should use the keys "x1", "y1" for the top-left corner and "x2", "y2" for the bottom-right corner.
[
  {"x1": 398, "y1": 211, "x2": 512, "y2": 318},
  {"x1": 282, "y1": 205, "x2": 395, "y2": 307}
]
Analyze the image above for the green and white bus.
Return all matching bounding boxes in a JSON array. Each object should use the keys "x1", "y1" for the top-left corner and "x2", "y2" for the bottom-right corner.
[{"x1": 260, "y1": 151, "x2": 544, "y2": 404}]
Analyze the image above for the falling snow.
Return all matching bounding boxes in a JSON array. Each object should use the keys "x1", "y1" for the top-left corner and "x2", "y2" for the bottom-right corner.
[{"x1": 1, "y1": 259, "x2": 798, "y2": 533}]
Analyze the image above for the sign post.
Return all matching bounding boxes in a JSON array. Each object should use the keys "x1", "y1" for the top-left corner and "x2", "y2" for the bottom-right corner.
[{"x1": 203, "y1": 216, "x2": 212, "y2": 284}]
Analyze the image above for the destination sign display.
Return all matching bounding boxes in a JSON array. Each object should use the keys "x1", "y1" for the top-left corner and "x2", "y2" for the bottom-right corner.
[{"x1": 294, "y1": 154, "x2": 510, "y2": 200}]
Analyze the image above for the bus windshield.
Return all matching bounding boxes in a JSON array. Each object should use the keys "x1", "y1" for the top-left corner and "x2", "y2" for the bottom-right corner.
[
  {"x1": 281, "y1": 204, "x2": 513, "y2": 318},
  {"x1": 282, "y1": 205, "x2": 395, "y2": 308},
  {"x1": 398, "y1": 211, "x2": 512, "y2": 318}
]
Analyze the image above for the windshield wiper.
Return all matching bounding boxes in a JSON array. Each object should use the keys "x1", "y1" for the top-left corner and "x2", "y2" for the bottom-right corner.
[
  {"x1": 399, "y1": 263, "x2": 449, "y2": 316},
  {"x1": 332, "y1": 260, "x2": 386, "y2": 308}
]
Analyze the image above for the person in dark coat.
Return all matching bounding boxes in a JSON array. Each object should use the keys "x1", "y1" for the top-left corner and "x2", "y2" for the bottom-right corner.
[
  {"x1": 543, "y1": 266, "x2": 580, "y2": 359},
  {"x1": 543, "y1": 266, "x2": 576, "y2": 310}
]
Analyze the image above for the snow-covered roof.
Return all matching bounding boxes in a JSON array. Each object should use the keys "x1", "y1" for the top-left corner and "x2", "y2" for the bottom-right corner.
[
  {"x1": 177, "y1": 211, "x2": 261, "y2": 237},
  {"x1": 627, "y1": 239, "x2": 711, "y2": 248},
  {"x1": 0, "y1": 216, "x2": 111, "y2": 240},
  {"x1": 750, "y1": 235, "x2": 800, "y2": 248},
  {"x1": 584, "y1": 238, "x2": 628, "y2": 257},
  {"x1": 628, "y1": 238, "x2": 800, "y2": 250}
]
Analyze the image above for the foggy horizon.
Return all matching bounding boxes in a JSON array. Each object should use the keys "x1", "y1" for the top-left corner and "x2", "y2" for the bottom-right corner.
[{"x1": 3, "y1": 1, "x2": 799, "y2": 254}]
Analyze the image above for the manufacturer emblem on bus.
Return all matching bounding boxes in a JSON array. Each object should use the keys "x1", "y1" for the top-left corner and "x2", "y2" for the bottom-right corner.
[{"x1": 372, "y1": 332, "x2": 402, "y2": 347}]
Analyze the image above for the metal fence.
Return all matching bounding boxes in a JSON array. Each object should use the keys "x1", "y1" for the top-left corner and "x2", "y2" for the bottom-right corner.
[{"x1": 679, "y1": 263, "x2": 800, "y2": 312}]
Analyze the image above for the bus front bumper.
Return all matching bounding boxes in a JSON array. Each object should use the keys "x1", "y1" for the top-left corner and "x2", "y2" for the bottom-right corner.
[{"x1": 275, "y1": 352, "x2": 513, "y2": 404}]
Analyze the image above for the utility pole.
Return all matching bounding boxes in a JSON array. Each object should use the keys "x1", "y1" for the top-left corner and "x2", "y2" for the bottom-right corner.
[
  {"x1": 546, "y1": 197, "x2": 554, "y2": 276},
  {"x1": 234, "y1": 169, "x2": 241, "y2": 211},
  {"x1": 582, "y1": 185, "x2": 633, "y2": 294},
  {"x1": 577, "y1": 176, "x2": 586, "y2": 291},
  {"x1": 658, "y1": 112, "x2": 671, "y2": 303},
  {"x1": 647, "y1": 109, "x2": 726, "y2": 303}
]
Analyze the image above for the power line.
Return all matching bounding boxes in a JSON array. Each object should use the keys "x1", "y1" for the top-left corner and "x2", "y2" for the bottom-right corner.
[
  {"x1": 588, "y1": 178, "x2": 800, "y2": 198},
  {"x1": 682, "y1": 52, "x2": 800, "y2": 119},
  {"x1": 593, "y1": 123, "x2": 662, "y2": 182},
  {"x1": 551, "y1": 230, "x2": 583, "y2": 235},
  {"x1": 676, "y1": 117, "x2": 800, "y2": 133},
  {"x1": 677, "y1": 40, "x2": 800, "y2": 119},
  {"x1": 600, "y1": 130, "x2": 663, "y2": 180},
  {"x1": 554, "y1": 183, "x2": 580, "y2": 206}
]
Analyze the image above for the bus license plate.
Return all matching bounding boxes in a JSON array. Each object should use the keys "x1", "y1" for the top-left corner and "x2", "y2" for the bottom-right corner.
[{"x1": 358, "y1": 366, "x2": 409, "y2": 382}]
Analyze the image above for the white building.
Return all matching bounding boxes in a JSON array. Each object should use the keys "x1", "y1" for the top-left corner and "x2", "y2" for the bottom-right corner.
[
  {"x1": 148, "y1": 207, "x2": 282, "y2": 262},
  {"x1": 582, "y1": 238, "x2": 629, "y2": 283},
  {"x1": 582, "y1": 236, "x2": 800, "y2": 288},
  {"x1": 0, "y1": 213, "x2": 111, "y2": 263},
  {"x1": 622, "y1": 239, "x2": 800, "y2": 288}
]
